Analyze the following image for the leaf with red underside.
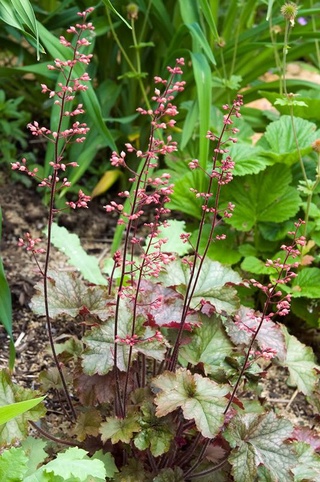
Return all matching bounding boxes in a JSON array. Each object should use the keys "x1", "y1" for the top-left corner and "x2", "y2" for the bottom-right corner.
[
  {"x1": 291, "y1": 426, "x2": 320, "y2": 452},
  {"x1": 31, "y1": 270, "x2": 112, "y2": 319},
  {"x1": 223, "y1": 306, "x2": 286, "y2": 362},
  {"x1": 136, "y1": 280, "x2": 200, "y2": 330},
  {"x1": 158, "y1": 258, "x2": 241, "y2": 315}
]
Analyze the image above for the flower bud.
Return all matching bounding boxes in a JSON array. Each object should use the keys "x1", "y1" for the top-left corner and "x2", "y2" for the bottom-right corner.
[
  {"x1": 127, "y1": 3, "x2": 139, "y2": 20},
  {"x1": 281, "y1": 2, "x2": 298, "y2": 26}
]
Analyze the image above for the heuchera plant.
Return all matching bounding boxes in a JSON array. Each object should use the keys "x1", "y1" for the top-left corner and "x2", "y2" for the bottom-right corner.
[{"x1": 2, "y1": 7, "x2": 320, "y2": 482}]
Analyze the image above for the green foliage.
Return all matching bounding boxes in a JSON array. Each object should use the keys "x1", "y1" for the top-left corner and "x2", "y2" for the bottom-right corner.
[
  {"x1": 0, "y1": 369, "x2": 45, "y2": 445},
  {"x1": 0, "y1": 444, "x2": 114, "y2": 482},
  {"x1": 0, "y1": 90, "x2": 30, "y2": 168},
  {"x1": 154, "y1": 368, "x2": 229, "y2": 438},
  {"x1": 47, "y1": 223, "x2": 108, "y2": 286},
  {"x1": 0, "y1": 397, "x2": 45, "y2": 426},
  {"x1": 0, "y1": 208, "x2": 14, "y2": 369}
]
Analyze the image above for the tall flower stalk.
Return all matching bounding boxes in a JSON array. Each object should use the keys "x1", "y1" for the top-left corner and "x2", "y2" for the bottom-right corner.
[
  {"x1": 104, "y1": 59, "x2": 185, "y2": 416},
  {"x1": 12, "y1": 8, "x2": 94, "y2": 420}
]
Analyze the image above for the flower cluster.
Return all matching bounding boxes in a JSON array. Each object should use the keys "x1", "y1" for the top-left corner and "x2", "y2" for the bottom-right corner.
[
  {"x1": 115, "y1": 331, "x2": 163, "y2": 346},
  {"x1": 104, "y1": 59, "x2": 185, "y2": 281},
  {"x1": 250, "y1": 220, "x2": 305, "y2": 320},
  {"x1": 188, "y1": 95, "x2": 242, "y2": 222},
  {"x1": 17, "y1": 232, "x2": 45, "y2": 255},
  {"x1": 12, "y1": 8, "x2": 94, "y2": 209}
]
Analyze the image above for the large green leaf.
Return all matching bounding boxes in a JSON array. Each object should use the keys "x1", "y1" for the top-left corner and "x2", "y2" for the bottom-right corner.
[
  {"x1": 179, "y1": 315, "x2": 234, "y2": 374},
  {"x1": 230, "y1": 143, "x2": 272, "y2": 176},
  {"x1": 278, "y1": 325, "x2": 319, "y2": 396},
  {"x1": 258, "y1": 115, "x2": 319, "y2": 165},
  {"x1": 224, "y1": 412, "x2": 295, "y2": 482},
  {"x1": 221, "y1": 164, "x2": 301, "y2": 231},
  {"x1": 47, "y1": 223, "x2": 108, "y2": 286},
  {"x1": 281, "y1": 267, "x2": 320, "y2": 299},
  {"x1": 153, "y1": 368, "x2": 229, "y2": 438},
  {"x1": 24, "y1": 447, "x2": 107, "y2": 482},
  {"x1": 158, "y1": 257, "x2": 241, "y2": 315}
]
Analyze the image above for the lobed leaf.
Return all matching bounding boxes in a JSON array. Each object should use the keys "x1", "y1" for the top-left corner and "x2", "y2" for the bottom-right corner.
[
  {"x1": 221, "y1": 164, "x2": 301, "y2": 231},
  {"x1": 20, "y1": 436, "x2": 47, "y2": 478},
  {"x1": 82, "y1": 302, "x2": 168, "y2": 376},
  {"x1": 179, "y1": 314, "x2": 234, "y2": 374},
  {"x1": 258, "y1": 115, "x2": 319, "y2": 165},
  {"x1": 278, "y1": 325, "x2": 319, "y2": 396},
  {"x1": 224, "y1": 412, "x2": 295, "y2": 482},
  {"x1": 230, "y1": 143, "x2": 272, "y2": 176},
  {"x1": 153, "y1": 467, "x2": 185, "y2": 482},
  {"x1": 158, "y1": 257, "x2": 242, "y2": 315},
  {"x1": 154, "y1": 368, "x2": 229, "y2": 438},
  {"x1": 224, "y1": 306, "x2": 287, "y2": 362},
  {"x1": 100, "y1": 415, "x2": 140, "y2": 444},
  {"x1": 281, "y1": 267, "x2": 320, "y2": 299},
  {"x1": 0, "y1": 446, "x2": 28, "y2": 481},
  {"x1": 31, "y1": 271, "x2": 111, "y2": 319},
  {"x1": 24, "y1": 447, "x2": 107, "y2": 482},
  {"x1": 292, "y1": 442, "x2": 320, "y2": 481}
]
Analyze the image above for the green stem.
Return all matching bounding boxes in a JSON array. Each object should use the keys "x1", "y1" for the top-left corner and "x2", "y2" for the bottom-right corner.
[
  {"x1": 282, "y1": 20, "x2": 290, "y2": 96},
  {"x1": 106, "y1": 8, "x2": 150, "y2": 109}
]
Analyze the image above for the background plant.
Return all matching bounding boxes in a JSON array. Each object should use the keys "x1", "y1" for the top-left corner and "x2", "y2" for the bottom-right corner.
[{"x1": 1, "y1": 1, "x2": 320, "y2": 204}]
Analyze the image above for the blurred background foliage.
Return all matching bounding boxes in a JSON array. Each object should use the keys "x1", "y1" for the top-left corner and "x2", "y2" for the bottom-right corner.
[{"x1": 0, "y1": 0, "x2": 319, "y2": 197}]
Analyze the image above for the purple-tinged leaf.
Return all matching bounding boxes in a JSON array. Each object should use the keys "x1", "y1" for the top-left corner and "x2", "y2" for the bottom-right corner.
[
  {"x1": 136, "y1": 280, "x2": 200, "y2": 330},
  {"x1": 31, "y1": 270, "x2": 111, "y2": 319},
  {"x1": 291, "y1": 426, "x2": 320, "y2": 452},
  {"x1": 224, "y1": 306, "x2": 286, "y2": 362},
  {"x1": 153, "y1": 368, "x2": 229, "y2": 438},
  {"x1": 82, "y1": 301, "x2": 168, "y2": 376}
]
